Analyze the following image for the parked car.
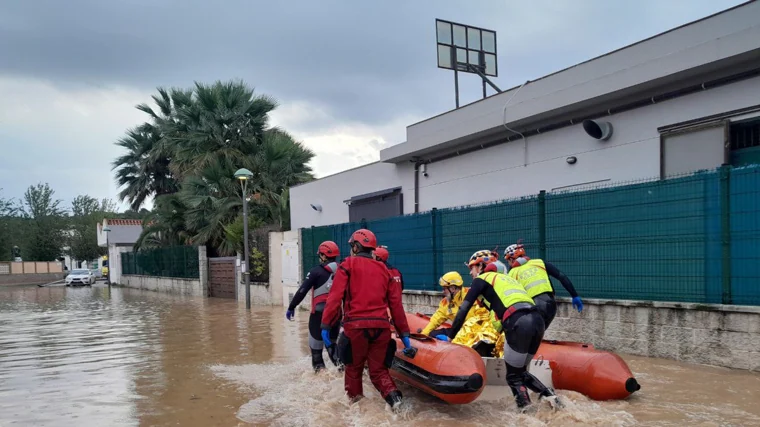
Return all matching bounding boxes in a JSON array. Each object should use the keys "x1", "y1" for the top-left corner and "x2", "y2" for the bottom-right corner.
[{"x1": 66, "y1": 269, "x2": 95, "y2": 286}]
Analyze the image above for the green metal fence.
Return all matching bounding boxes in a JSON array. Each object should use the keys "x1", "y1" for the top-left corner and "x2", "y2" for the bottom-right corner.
[
  {"x1": 121, "y1": 246, "x2": 200, "y2": 279},
  {"x1": 300, "y1": 165, "x2": 760, "y2": 306}
]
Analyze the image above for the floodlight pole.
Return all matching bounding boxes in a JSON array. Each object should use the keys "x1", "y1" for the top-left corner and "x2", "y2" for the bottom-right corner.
[{"x1": 465, "y1": 63, "x2": 503, "y2": 94}]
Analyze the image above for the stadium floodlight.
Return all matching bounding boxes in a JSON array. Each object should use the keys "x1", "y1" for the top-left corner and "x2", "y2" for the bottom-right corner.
[{"x1": 435, "y1": 19, "x2": 502, "y2": 108}]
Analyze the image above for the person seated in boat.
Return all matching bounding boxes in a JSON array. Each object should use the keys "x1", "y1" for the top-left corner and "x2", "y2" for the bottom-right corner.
[
  {"x1": 285, "y1": 240, "x2": 342, "y2": 373},
  {"x1": 320, "y1": 228, "x2": 414, "y2": 411},
  {"x1": 447, "y1": 250, "x2": 562, "y2": 411},
  {"x1": 419, "y1": 271, "x2": 476, "y2": 340},
  {"x1": 504, "y1": 243, "x2": 583, "y2": 329}
]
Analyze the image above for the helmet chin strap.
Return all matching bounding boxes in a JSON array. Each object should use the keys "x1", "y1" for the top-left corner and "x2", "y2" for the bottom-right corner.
[{"x1": 512, "y1": 256, "x2": 530, "y2": 268}]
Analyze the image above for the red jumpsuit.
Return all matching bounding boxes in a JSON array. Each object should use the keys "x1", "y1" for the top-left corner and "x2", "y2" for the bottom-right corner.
[{"x1": 321, "y1": 253, "x2": 410, "y2": 400}]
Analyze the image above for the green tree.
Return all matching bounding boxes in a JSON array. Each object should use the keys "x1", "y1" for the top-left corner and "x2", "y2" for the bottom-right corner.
[
  {"x1": 133, "y1": 194, "x2": 190, "y2": 250},
  {"x1": 0, "y1": 189, "x2": 19, "y2": 260},
  {"x1": 112, "y1": 123, "x2": 179, "y2": 211},
  {"x1": 114, "y1": 79, "x2": 317, "y2": 276},
  {"x1": 21, "y1": 183, "x2": 66, "y2": 261},
  {"x1": 67, "y1": 195, "x2": 118, "y2": 265}
]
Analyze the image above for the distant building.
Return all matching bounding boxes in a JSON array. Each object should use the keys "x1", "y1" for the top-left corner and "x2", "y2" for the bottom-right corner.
[
  {"x1": 290, "y1": 1, "x2": 760, "y2": 229},
  {"x1": 97, "y1": 218, "x2": 143, "y2": 284}
]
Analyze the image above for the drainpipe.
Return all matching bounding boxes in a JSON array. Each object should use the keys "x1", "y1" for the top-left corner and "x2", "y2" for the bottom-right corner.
[{"x1": 413, "y1": 160, "x2": 420, "y2": 213}]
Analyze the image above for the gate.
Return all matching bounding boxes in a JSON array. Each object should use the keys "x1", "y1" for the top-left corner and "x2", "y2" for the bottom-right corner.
[{"x1": 208, "y1": 257, "x2": 236, "y2": 299}]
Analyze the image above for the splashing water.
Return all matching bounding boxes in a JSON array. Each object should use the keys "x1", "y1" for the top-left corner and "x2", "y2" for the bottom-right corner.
[{"x1": 211, "y1": 357, "x2": 638, "y2": 427}]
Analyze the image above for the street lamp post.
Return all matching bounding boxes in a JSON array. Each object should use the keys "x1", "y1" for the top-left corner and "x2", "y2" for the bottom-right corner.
[
  {"x1": 103, "y1": 226, "x2": 111, "y2": 286},
  {"x1": 234, "y1": 168, "x2": 254, "y2": 310}
]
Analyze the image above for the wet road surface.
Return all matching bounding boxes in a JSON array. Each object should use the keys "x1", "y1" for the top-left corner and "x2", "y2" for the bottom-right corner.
[{"x1": 1, "y1": 285, "x2": 759, "y2": 426}]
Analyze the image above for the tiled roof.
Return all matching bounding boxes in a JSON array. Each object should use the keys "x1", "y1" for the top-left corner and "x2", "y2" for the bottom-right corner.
[{"x1": 106, "y1": 219, "x2": 143, "y2": 226}]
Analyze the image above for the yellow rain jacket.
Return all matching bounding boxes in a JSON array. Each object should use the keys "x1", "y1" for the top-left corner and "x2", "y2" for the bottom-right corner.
[{"x1": 421, "y1": 287, "x2": 479, "y2": 336}]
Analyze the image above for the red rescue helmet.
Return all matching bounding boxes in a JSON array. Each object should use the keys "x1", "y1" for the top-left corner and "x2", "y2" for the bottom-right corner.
[
  {"x1": 317, "y1": 241, "x2": 340, "y2": 258},
  {"x1": 349, "y1": 228, "x2": 377, "y2": 250},
  {"x1": 374, "y1": 246, "x2": 389, "y2": 262}
]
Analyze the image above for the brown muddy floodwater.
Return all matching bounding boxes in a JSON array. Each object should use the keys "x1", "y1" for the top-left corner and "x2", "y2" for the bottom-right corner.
[{"x1": 1, "y1": 285, "x2": 759, "y2": 427}]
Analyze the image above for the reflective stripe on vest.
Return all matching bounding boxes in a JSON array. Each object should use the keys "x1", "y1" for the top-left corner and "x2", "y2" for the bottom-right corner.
[
  {"x1": 507, "y1": 259, "x2": 553, "y2": 298},
  {"x1": 313, "y1": 262, "x2": 338, "y2": 298},
  {"x1": 478, "y1": 271, "x2": 534, "y2": 309}
]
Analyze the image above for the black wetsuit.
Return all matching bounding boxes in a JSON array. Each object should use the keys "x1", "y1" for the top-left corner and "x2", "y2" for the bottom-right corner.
[
  {"x1": 288, "y1": 262, "x2": 341, "y2": 370},
  {"x1": 514, "y1": 260, "x2": 578, "y2": 329},
  {"x1": 448, "y1": 276, "x2": 556, "y2": 408}
]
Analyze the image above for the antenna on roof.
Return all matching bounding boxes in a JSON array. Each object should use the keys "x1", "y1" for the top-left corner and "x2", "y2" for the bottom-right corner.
[{"x1": 435, "y1": 19, "x2": 502, "y2": 109}]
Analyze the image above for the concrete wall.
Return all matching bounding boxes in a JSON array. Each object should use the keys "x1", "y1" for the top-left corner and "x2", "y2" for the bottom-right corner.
[
  {"x1": 108, "y1": 245, "x2": 133, "y2": 285},
  {"x1": 0, "y1": 273, "x2": 66, "y2": 286},
  {"x1": 401, "y1": 292, "x2": 760, "y2": 371},
  {"x1": 120, "y1": 275, "x2": 205, "y2": 297},
  {"x1": 291, "y1": 74, "x2": 760, "y2": 227},
  {"x1": 120, "y1": 245, "x2": 208, "y2": 298}
]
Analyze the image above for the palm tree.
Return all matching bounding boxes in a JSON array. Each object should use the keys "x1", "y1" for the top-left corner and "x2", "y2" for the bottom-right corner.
[
  {"x1": 114, "y1": 79, "x2": 317, "y2": 257},
  {"x1": 112, "y1": 123, "x2": 179, "y2": 211},
  {"x1": 133, "y1": 194, "x2": 190, "y2": 250},
  {"x1": 165, "y1": 80, "x2": 278, "y2": 180}
]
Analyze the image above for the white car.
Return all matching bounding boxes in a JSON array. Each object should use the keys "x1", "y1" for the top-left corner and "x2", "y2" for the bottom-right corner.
[{"x1": 66, "y1": 269, "x2": 95, "y2": 286}]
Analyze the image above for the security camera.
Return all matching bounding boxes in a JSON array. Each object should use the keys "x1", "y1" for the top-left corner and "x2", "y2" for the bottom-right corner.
[
  {"x1": 421, "y1": 163, "x2": 429, "y2": 178},
  {"x1": 310, "y1": 203, "x2": 322, "y2": 212},
  {"x1": 423, "y1": 172, "x2": 429, "y2": 177}
]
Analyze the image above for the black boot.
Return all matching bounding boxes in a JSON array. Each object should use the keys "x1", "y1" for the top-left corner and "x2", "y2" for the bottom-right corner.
[
  {"x1": 523, "y1": 372, "x2": 564, "y2": 410},
  {"x1": 311, "y1": 349, "x2": 326, "y2": 373},
  {"x1": 384, "y1": 390, "x2": 403, "y2": 411},
  {"x1": 509, "y1": 384, "x2": 532, "y2": 410},
  {"x1": 524, "y1": 372, "x2": 553, "y2": 396},
  {"x1": 507, "y1": 372, "x2": 532, "y2": 411}
]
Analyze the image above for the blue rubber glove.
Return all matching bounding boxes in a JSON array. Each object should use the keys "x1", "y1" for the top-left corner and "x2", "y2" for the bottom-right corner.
[
  {"x1": 572, "y1": 296, "x2": 584, "y2": 313},
  {"x1": 401, "y1": 336, "x2": 411, "y2": 350},
  {"x1": 285, "y1": 309, "x2": 294, "y2": 321},
  {"x1": 435, "y1": 334, "x2": 449, "y2": 342},
  {"x1": 321, "y1": 329, "x2": 332, "y2": 347}
]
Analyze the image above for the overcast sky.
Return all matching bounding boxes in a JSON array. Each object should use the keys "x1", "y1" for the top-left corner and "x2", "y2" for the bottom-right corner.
[{"x1": 0, "y1": 0, "x2": 747, "y2": 211}]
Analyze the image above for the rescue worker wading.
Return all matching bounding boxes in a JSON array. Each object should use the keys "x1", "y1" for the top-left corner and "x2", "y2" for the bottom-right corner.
[
  {"x1": 420, "y1": 271, "x2": 475, "y2": 340},
  {"x1": 504, "y1": 243, "x2": 583, "y2": 329},
  {"x1": 447, "y1": 250, "x2": 562, "y2": 411},
  {"x1": 320, "y1": 229, "x2": 415, "y2": 410},
  {"x1": 373, "y1": 246, "x2": 404, "y2": 291},
  {"x1": 285, "y1": 240, "x2": 341, "y2": 372}
]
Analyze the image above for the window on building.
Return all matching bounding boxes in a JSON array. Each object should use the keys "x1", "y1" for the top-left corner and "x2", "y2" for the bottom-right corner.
[
  {"x1": 729, "y1": 117, "x2": 760, "y2": 167},
  {"x1": 661, "y1": 122, "x2": 728, "y2": 178},
  {"x1": 345, "y1": 188, "x2": 403, "y2": 223}
]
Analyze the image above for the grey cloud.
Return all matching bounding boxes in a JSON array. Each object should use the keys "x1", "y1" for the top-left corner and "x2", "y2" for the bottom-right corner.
[{"x1": 2, "y1": 0, "x2": 745, "y2": 126}]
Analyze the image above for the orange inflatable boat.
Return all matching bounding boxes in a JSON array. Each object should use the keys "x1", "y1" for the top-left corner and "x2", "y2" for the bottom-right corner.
[
  {"x1": 405, "y1": 312, "x2": 640, "y2": 402},
  {"x1": 390, "y1": 330, "x2": 486, "y2": 404}
]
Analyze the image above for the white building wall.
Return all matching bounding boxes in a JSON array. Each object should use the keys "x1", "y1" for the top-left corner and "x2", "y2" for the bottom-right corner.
[
  {"x1": 417, "y1": 74, "x2": 760, "y2": 209},
  {"x1": 290, "y1": 161, "x2": 413, "y2": 230},
  {"x1": 291, "y1": 74, "x2": 760, "y2": 228}
]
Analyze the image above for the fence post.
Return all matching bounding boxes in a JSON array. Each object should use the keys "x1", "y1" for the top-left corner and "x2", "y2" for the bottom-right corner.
[
  {"x1": 720, "y1": 165, "x2": 732, "y2": 304},
  {"x1": 431, "y1": 208, "x2": 439, "y2": 291},
  {"x1": 538, "y1": 190, "x2": 547, "y2": 260}
]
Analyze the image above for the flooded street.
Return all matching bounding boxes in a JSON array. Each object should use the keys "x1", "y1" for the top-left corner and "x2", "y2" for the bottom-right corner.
[{"x1": 1, "y1": 285, "x2": 759, "y2": 426}]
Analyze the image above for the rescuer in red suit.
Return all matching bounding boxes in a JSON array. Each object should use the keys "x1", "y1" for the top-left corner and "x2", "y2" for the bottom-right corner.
[
  {"x1": 320, "y1": 229, "x2": 415, "y2": 410},
  {"x1": 373, "y1": 246, "x2": 404, "y2": 292}
]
